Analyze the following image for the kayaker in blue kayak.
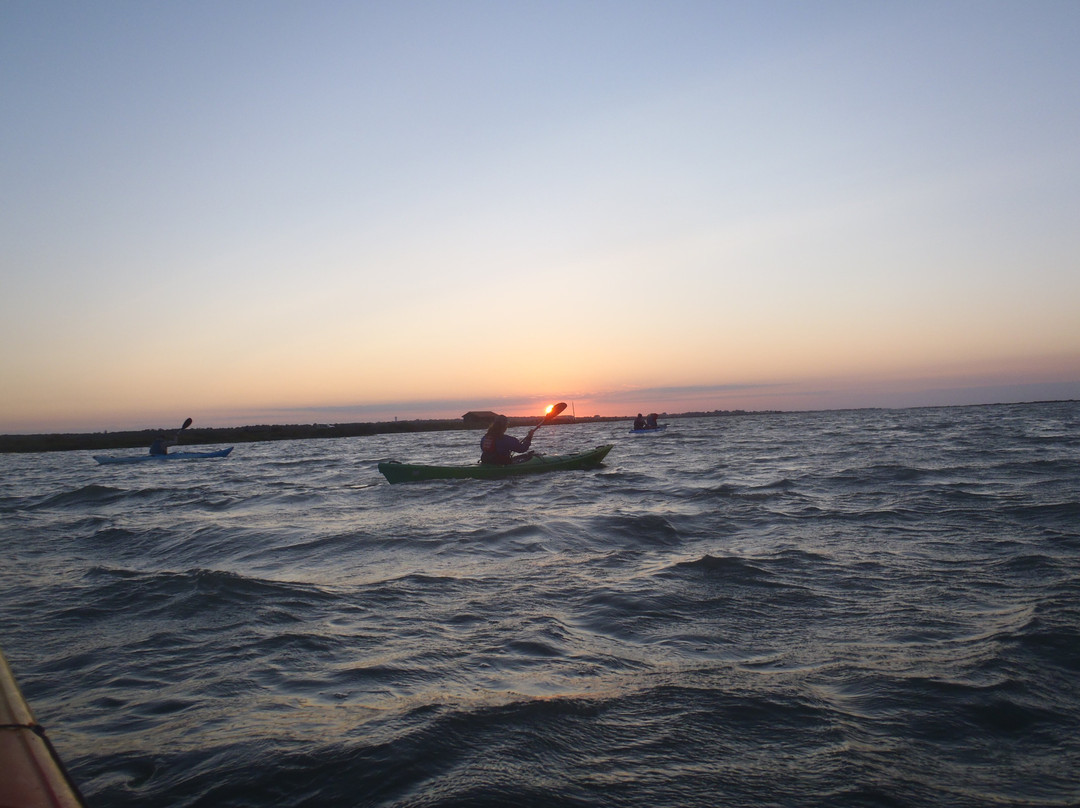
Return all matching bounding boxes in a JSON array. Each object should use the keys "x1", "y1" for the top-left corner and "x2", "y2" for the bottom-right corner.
[
  {"x1": 646, "y1": 413, "x2": 659, "y2": 428},
  {"x1": 480, "y1": 414, "x2": 535, "y2": 465},
  {"x1": 149, "y1": 418, "x2": 192, "y2": 455},
  {"x1": 634, "y1": 413, "x2": 646, "y2": 430},
  {"x1": 149, "y1": 435, "x2": 178, "y2": 456}
]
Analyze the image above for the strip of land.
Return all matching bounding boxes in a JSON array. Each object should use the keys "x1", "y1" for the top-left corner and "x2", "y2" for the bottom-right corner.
[{"x1": 0, "y1": 411, "x2": 750, "y2": 453}]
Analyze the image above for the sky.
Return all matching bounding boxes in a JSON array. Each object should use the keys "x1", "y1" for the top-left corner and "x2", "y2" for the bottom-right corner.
[{"x1": 2, "y1": 1, "x2": 1079, "y2": 433}]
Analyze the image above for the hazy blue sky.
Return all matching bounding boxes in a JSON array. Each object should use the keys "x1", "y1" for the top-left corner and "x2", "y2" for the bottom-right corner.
[{"x1": 2, "y1": 1, "x2": 1078, "y2": 431}]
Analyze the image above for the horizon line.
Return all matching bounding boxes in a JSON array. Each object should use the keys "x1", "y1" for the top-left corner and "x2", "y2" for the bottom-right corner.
[{"x1": 3, "y1": 397, "x2": 1077, "y2": 439}]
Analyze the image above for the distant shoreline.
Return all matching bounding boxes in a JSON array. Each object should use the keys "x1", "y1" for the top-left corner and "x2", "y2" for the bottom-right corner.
[
  {"x1": 0, "y1": 411, "x2": 754, "y2": 454},
  {"x1": 6, "y1": 400, "x2": 1070, "y2": 453}
]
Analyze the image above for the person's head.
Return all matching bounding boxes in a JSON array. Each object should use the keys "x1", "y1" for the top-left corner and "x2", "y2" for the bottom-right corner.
[
  {"x1": 637, "y1": 413, "x2": 643, "y2": 418},
  {"x1": 486, "y1": 414, "x2": 508, "y2": 437}
]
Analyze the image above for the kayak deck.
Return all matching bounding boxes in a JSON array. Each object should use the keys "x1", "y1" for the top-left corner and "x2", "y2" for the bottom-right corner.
[
  {"x1": 93, "y1": 447, "x2": 234, "y2": 465},
  {"x1": 379, "y1": 444, "x2": 613, "y2": 483},
  {"x1": 0, "y1": 649, "x2": 86, "y2": 808},
  {"x1": 629, "y1": 424, "x2": 667, "y2": 434}
]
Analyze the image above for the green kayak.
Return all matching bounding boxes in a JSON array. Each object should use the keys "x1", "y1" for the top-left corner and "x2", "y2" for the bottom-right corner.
[{"x1": 378, "y1": 444, "x2": 614, "y2": 484}]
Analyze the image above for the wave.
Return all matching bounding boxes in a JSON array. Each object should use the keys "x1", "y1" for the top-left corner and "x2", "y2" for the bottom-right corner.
[
  {"x1": 666, "y1": 553, "x2": 774, "y2": 581},
  {"x1": 63, "y1": 566, "x2": 340, "y2": 619},
  {"x1": 593, "y1": 513, "x2": 683, "y2": 547},
  {"x1": 29, "y1": 484, "x2": 130, "y2": 509}
]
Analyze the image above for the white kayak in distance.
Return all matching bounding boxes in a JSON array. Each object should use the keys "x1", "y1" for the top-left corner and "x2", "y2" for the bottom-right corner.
[{"x1": 93, "y1": 447, "x2": 234, "y2": 465}]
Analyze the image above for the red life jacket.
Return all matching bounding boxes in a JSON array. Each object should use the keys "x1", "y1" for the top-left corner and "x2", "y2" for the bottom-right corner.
[{"x1": 480, "y1": 434, "x2": 501, "y2": 464}]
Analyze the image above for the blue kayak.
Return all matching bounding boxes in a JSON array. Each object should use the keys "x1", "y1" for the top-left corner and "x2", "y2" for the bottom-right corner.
[
  {"x1": 93, "y1": 447, "x2": 233, "y2": 465},
  {"x1": 629, "y1": 425, "x2": 667, "y2": 434}
]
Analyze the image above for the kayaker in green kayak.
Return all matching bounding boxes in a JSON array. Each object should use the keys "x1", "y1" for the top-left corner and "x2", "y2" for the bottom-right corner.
[{"x1": 480, "y1": 414, "x2": 535, "y2": 465}]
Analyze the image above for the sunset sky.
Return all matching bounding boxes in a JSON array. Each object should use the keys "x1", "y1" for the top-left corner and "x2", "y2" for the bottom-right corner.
[{"x1": 3, "y1": 1, "x2": 1078, "y2": 433}]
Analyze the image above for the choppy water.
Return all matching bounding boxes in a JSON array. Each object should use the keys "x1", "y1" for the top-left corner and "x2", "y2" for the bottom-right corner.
[{"x1": 2, "y1": 401, "x2": 1079, "y2": 807}]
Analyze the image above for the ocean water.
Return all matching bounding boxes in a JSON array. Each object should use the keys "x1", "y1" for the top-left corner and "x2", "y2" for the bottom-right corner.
[{"x1": 1, "y1": 401, "x2": 1078, "y2": 808}]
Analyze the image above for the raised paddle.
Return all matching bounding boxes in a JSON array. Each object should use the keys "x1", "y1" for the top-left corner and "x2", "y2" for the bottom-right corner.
[
  {"x1": 528, "y1": 402, "x2": 567, "y2": 439},
  {"x1": 176, "y1": 417, "x2": 192, "y2": 445}
]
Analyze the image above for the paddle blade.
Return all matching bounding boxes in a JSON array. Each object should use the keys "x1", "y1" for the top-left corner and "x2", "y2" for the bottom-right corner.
[
  {"x1": 181, "y1": 418, "x2": 193, "y2": 430},
  {"x1": 529, "y1": 402, "x2": 568, "y2": 437},
  {"x1": 536, "y1": 402, "x2": 567, "y2": 427}
]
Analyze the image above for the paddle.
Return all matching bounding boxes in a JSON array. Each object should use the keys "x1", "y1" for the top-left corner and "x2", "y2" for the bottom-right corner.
[
  {"x1": 176, "y1": 417, "x2": 192, "y2": 445},
  {"x1": 528, "y1": 402, "x2": 567, "y2": 440}
]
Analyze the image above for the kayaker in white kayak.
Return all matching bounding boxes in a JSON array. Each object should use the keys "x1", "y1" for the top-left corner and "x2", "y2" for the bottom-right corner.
[{"x1": 480, "y1": 414, "x2": 535, "y2": 465}]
